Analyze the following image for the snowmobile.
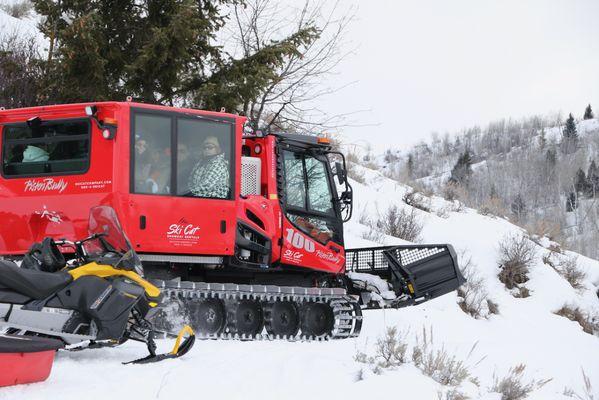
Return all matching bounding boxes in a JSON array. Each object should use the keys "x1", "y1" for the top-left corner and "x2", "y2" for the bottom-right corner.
[{"x1": 0, "y1": 206, "x2": 195, "y2": 364}]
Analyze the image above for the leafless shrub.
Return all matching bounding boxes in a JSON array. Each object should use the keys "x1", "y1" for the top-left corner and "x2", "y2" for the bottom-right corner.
[
  {"x1": 379, "y1": 205, "x2": 423, "y2": 242},
  {"x1": 359, "y1": 209, "x2": 385, "y2": 243},
  {"x1": 525, "y1": 218, "x2": 563, "y2": 243},
  {"x1": 403, "y1": 190, "x2": 431, "y2": 212},
  {"x1": 412, "y1": 327, "x2": 473, "y2": 386},
  {"x1": 456, "y1": 252, "x2": 499, "y2": 319},
  {"x1": 360, "y1": 205, "x2": 423, "y2": 243},
  {"x1": 479, "y1": 196, "x2": 507, "y2": 217},
  {"x1": 497, "y1": 234, "x2": 537, "y2": 292},
  {"x1": 491, "y1": 364, "x2": 552, "y2": 400},
  {"x1": 435, "y1": 206, "x2": 451, "y2": 219},
  {"x1": 346, "y1": 161, "x2": 366, "y2": 184},
  {"x1": 564, "y1": 368, "x2": 596, "y2": 400},
  {"x1": 0, "y1": 32, "x2": 45, "y2": 109},
  {"x1": 561, "y1": 257, "x2": 586, "y2": 290},
  {"x1": 354, "y1": 368, "x2": 366, "y2": 382},
  {"x1": 375, "y1": 326, "x2": 408, "y2": 368},
  {"x1": 354, "y1": 327, "x2": 408, "y2": 372},
  {"x1": 360, "y1": 227, "x2": 383, "y2": 243},
  {"x1": 554, "y1": 305, "x2": 599, "y2": 335},
  {"x1": 357, "y1": 326, "x2": 484, "y2": 388},
  {"x1": 0, "y1": 1, "x2": 32, "y2": 19},
  {"x1": 548, "y1": 242, "x2": 563, "y2": 253},
  {"x1": 442, "y1": 181, "x2": 462, "y2": 202},
  {"x1": 486, "y1": 299, "x2": 500, "y2": 315},
  {"x1": 354, "y1": 349, "x2": 373, "y2": 364},
  {"x1": 437, "y1": 388, "x2": 469, "y2": 400},
  {"x1": 543, "y1": 252, "x2": 587, "y2": 290},
  {"x1": 512, "y1": 287, "x2": 530, "y2": 298},
  {"x1": 410, "y1": 180, "x2": 436, "y2": 198},
  {"x1": 363, "y1": 160, "x2": 380, "y2": 170},
  {"x1": 346, "y1": 152, "x2": 359, "y2": 164}
]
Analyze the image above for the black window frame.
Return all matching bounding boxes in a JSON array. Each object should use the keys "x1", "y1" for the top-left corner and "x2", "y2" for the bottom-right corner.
[
  {"x1": 280, "y1": 146, "x2": 344, "y2": 245},
  {"x1": 282, "y1": 148, "x2": 338, "y2": 219},
  {"x1": 0, "y1": 118, "x2": 92, "y2": 179},
  {"x1": 130, "y1": 107, "x2": 236, "y2": 200}
]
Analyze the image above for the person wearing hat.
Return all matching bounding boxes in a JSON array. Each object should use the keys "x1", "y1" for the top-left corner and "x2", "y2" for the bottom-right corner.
[{"x1": 188, "y1": 135, "x2": 229, "y2": 198}]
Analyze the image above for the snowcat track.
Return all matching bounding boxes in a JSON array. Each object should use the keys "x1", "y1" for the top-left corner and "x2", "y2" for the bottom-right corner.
[{"x1": 151, "y1": 280, "x2": 363, "y2": 342}]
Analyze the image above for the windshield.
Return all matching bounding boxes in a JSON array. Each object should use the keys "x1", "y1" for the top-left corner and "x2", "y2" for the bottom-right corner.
[{"x1": 83, "y1": 206, "x2": 132, "y2": 256}]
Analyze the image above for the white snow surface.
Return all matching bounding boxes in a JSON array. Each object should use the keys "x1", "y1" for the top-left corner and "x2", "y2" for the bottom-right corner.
[
  {"x1": 2, "y1": 166, "x2": 599, "y2": 399},
  {"x1": 0, "y1": 7, "x2": 45, "y2": 47}
]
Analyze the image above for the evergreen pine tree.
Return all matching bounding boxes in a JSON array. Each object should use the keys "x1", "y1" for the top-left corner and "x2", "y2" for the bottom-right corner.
[
  {"x1": 587, "y1": 160, "x2": 599, "y2": 197},
  {"x1": 561, "y1": 113, "x2": 578, "y2": 154},
  {"x1": 31, "y1": 0, "x2": 319, "y2": 110},
  {"x1": 489, "y1": 184, "x2": 499, "y2": 199},
  {"x1": 566, "y1": 191, "x2": 577, "y2": 212},
  {"x1": 449, "y1": 149, "x2": 473, "y2": 186},
  {"x1": 574, "y1": 168, "x2": 588, "y2": 195},
  {"x1": 511, "y1": 193, "x2": 526, "y2": 220},
  {"x1": 583, "y1": 104, "x2": 594, "y2": 120},
  {"x1": 545, "y1": 148, "x2": 557, "y2": 166},
  {"x1": 407, "y1": 154, "x2": 415, "y2": 179},
  {"x1": 539, "y1": 128, "x2": 546, "y2": 149}
]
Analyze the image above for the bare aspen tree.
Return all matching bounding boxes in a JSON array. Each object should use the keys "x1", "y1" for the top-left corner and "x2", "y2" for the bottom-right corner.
[{"x1": 227, "y1": 0, "x2": 356, "y2": 134}]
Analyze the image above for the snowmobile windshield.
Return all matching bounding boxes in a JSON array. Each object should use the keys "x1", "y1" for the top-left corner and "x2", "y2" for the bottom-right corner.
[
  {"x1": 83, "y1": 206, "x2": 143, "y2": 273},
  {"x1": 86, "y1": 206, "x2": 131, "y2": 254}
]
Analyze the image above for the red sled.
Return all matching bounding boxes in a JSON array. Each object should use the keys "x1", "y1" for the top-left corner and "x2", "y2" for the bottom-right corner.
[{"x1": 0, "y1": 334, "x2": 64, "y2": 387}]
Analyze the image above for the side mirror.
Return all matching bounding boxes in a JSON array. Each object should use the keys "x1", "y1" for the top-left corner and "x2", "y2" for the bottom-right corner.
[
  {"x1": 335, "y1": 161, "x2": 347, "y2": 185},
  {"x1": 340, "y1": 189, "x2": 352, "y2": 202}
]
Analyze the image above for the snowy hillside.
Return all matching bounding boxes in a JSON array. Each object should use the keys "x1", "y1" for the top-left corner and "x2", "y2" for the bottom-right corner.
[
  {"x1": 366, "y1": 114, "x2": 599, "y2": 261},
  {"x1": 0, "y1": 4, "x2": 44, "y2": 44},
  {"x1": 2, "y1": 164, "x2": 598, "y2": 400}
]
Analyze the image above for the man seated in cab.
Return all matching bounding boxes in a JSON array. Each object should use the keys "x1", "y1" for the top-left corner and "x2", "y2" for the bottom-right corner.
[{"x1": 188, "y1": 136, "x2": 229, "y2": 198}]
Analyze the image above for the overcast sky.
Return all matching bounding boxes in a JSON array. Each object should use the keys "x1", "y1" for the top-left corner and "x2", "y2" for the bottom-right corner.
[{"x1": 315, "y1": 0, "x2": 599, "y2": 152}]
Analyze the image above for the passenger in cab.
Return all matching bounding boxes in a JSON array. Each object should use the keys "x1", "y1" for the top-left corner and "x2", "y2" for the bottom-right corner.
[{"x1": 188, "y1": 136, "x2": 229, "y2": 198}]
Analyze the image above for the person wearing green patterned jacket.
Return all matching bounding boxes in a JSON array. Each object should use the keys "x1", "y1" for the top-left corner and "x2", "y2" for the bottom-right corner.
[{"x1": 188, "y1": 136, "x2": 230, "y2": 198}]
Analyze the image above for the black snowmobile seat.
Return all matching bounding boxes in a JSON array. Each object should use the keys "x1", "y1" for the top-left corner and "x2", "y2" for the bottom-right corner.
[{"x1": 0, "y1": 260, "x2": 73, "y2": 300}]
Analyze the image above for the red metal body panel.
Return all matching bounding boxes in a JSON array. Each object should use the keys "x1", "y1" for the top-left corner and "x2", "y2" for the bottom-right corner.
[
  {"x1": 241, "y1": 135, "x2": 346, "y2": 272},
  {"x1": 280, "y1": 219, "x2": 345, "y2": 274},
  {"x1": 0, "y1": 103, "x2": 118, "y2": 252},
  {"x1": 0, "y1": 102, "x2": 346, "y2": 275}
]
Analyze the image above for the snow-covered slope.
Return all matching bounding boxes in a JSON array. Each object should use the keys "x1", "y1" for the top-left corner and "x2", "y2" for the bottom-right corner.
[
  {"x1": 2, "y1": 164, "x2": 598, "y2": 399},
  {"x1": 0, "y1": 6, "x2": 45, "y2": 45}
]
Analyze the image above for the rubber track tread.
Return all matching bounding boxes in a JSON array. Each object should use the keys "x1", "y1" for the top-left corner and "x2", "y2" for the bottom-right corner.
[{"x1": 151, "y1": 280, "x2": 363, "y2": 341}]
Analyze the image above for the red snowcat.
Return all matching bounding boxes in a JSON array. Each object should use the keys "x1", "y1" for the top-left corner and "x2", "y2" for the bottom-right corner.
[{"x1": 0, "y1": 101, "x2": 465, "y2": 340}]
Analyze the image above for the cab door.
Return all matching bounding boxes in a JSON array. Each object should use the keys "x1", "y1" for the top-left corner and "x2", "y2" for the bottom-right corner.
[
  {"x1": 126, "y1": 108, "x2": 238, "y2": 257},
  {"x1": 278, "y1": 147, "x2": 346, "y2": 273}
]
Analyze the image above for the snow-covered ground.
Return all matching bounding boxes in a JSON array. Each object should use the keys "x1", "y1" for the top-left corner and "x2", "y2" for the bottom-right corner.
[{"x1": 2, "y1": 164, "x2": 598, "y2": 399}]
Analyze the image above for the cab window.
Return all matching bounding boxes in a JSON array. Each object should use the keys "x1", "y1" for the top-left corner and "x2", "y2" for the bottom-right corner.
[
  {"x1": 177, "y1": 118, "x2": 231, "y2": 198},
  {"x1": 132, "y1": 114, "x2": 172, "y2": 194},
  {"x1": 131, "y1": 110, "x2": 234, "y2": 199},
  {"x1": 283, "y1": 150, "x2": 334, "y2": 215},
  {"x1": 282, "y1": 149, "x2": 338, "y2": 243},
  {"x1": 2, "y1": 119, "x2": 90, "y2": 177}
]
